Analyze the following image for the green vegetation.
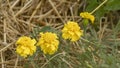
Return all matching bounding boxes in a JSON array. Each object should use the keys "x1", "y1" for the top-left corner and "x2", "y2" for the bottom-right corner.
[{"x1": 0, "y1": 0, "x2": 120, "y2": 68}]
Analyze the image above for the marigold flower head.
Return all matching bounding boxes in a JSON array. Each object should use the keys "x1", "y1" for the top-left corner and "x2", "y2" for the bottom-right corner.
[
  {"x1": 80, "y1": 12, "x2": 95, "y2": 23},
  {"x1": 62, "y1": 21, "x2": 83, "y2": 41},
  {"x1": 37, "y1": 32, "x2": 59, "y2": 55},
  {"x1": 16, "y1": 36, "x2": 36, "y2": 58}
]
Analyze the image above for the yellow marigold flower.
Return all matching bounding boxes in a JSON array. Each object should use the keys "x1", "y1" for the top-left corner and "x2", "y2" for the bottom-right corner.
[
  {"x1": 62, "y1": 21, "x2": 83, "y2": 41},
  {"x1": 37, "y1": 32, "x2": 59, "y2": 55},
  {"x1": 80, "y1": 12, "x2": 95, "y2": 23},
  {"x1": 16, "y1": 36, "x2": 36, "y2": 58}
]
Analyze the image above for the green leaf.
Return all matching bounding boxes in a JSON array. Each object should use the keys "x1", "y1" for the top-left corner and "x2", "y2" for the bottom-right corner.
[
  {"x1": 40, "y1": 26, "x2": 52, "y2": 32},
  {"x1": 40, "y1": 26, "x2": 60, "y2": 36},
  {"x1": 86, "y1": 0, "x2": 107, "y2": 23},
  {"x1": 94, "y1": 6, "x2": 108, "y2": 20},
  {"x1": 105, "y1": 0, "x2": 120, "y2": 10},
  {"x1": 86, "y1": 0, "x2": 99, "y2": 12}
]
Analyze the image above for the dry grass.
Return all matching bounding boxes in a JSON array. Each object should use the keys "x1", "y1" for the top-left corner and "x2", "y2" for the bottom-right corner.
[{"x1": 0, "y1": 0, "x2": 83, "y2": 68}]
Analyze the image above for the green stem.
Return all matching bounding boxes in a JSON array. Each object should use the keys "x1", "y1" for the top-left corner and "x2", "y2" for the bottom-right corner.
[{"x1": 90, "y1": 0, "x2": 108, "y2": 14}]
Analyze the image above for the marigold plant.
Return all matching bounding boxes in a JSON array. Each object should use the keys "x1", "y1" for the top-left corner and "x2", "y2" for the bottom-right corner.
[
  {"x1": 16, "y1": 36, "x2": 36, "y2": 58},
  {"x1": 37, "y1": 32, "x2": 59, "y2": 55},
  {"x1": 62, "y1": 21, "x2": 83, "y2": 42},
  {"x1": 80, "y1": 12, "x2": 95, "y2": 23}
]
